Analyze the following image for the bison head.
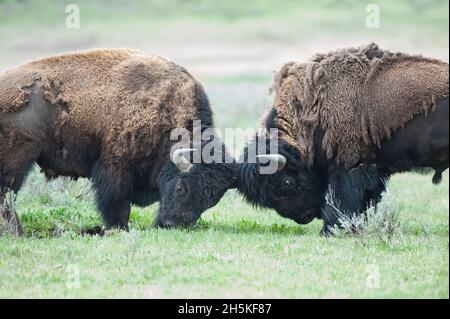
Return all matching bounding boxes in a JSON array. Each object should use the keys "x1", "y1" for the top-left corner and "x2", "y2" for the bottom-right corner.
[
  {"x1": 156, "y1": 148, "x2": 237, "y2": 228},
  {"x1": 237, "y1": 141, "x2": 326, "y2": 225}
]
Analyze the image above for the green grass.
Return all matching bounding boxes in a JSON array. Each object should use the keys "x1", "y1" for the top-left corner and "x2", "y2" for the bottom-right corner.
[
  {"x1": 0, "y1": 0, "x2": 448, "y2": 42},
  {"x1": 0, "y1": 168, "x2": 448, "y2": 298},
  {"x1": 1, "y1": 0, "x2": 448, "y2": 26}
]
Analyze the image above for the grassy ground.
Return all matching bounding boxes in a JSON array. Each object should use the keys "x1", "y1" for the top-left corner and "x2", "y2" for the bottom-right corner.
[
  {"x1": 0, "y1": 171, "x2": 448, "y2": 298},
  {"x1": 0, "y1": 0, "x2": 449, "y2": 298}
]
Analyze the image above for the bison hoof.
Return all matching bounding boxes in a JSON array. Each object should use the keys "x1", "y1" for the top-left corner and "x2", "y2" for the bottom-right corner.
[
  {"x1": 79, "y1": 226, "x2": 104, "y2": 236},
  {"x1": 319, "y1": 224, "x2": 335, "y2": 237},
  {"x1": 0, "y1": 212, "x2": 24, "y2": 237},
  {"x1": 103, "y1": 228, "x2": 123, "y2": 237}
]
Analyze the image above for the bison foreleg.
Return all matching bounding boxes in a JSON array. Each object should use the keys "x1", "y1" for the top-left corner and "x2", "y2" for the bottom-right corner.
[
  {"x1": 102, "y1": 200, "x2": 131, "y2": 231},
  {"x1": 320, "y1": 164, "x2": 387, "y2": 235},
  {"x1": 0, "y1": 169, "x2": 34, "y2": 237},
  {"x1": 91, "y1": 161, "x2": 132, "y2": 231},
  {"x1": 0, "y1": 191, "x2": 23, "y2": 237}
]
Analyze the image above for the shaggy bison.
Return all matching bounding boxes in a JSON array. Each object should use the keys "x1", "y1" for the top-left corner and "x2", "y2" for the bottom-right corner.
[
  {"x1": 237, "y1": 43, "x2": 449, "y2": 234},
  {"x1": 0, "y1": 49, "x2": 235, "y2": 235}
]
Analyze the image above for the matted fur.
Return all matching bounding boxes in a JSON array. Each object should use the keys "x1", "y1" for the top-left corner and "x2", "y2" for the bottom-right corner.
[
  {"x1": 0, "y1": 49, "x2": 202, "y2": 169},
  {"x1": 271, "y1": 43, "x2": 449, "y2": 168}
]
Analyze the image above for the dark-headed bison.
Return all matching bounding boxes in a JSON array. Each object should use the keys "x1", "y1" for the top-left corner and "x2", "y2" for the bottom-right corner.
[
  {"x1": 238, "y1": 43, "x2": 449, "y2": 234},
  {"x1": 0, "y1": 49, "x2": 236, "y2": 236}
]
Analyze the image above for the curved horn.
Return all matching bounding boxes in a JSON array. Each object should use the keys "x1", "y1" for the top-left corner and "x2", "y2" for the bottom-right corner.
[
  {"x1": 172, "y1": 148, "x2": 196, "y2": 173},
  {"x1": 256, "y1": 154, "x2": 287, "y2": 172}
]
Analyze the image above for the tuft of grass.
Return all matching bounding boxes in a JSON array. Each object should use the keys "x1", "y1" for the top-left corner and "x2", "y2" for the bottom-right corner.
[
  {"x1": 0, "y1": 191, "x2": 18, "y2": 235},
  {"x1": 329, "y1": 189, "x2": 404, "y2": 248}
]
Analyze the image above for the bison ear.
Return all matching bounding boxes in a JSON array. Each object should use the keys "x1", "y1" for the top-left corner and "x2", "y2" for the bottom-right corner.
[
  {"x1": 172, "y1": 148, "x2": 196, "y2": 173},
  {"x1": 256, "y1": 154, "x2": 287, "y2": 172}
]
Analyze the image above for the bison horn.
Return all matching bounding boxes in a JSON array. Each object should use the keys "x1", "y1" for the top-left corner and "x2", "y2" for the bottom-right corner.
[
  {"x1": 256, "y1": 154, "x2": 287, "y2": 172},
  {"x1": 172, "y1": 148, "x2": 196, "y2": 173}
]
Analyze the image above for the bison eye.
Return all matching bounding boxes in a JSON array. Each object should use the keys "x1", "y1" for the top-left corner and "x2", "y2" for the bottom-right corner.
[
  {"x1": 176, "y1": 182, "x2": 186, "y2": 194},
  {"x1": 282, "y1": 178, "x2": 295, "y2": 190}
]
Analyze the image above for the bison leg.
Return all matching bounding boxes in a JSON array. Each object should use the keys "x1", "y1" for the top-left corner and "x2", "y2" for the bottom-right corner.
[
  {"x1": 101, "y1": 199, "x2": 131, "y2": 231},
  {"x1": 0, "y1": 84, "x2": 54, "y2": 236},
  {"x1": 0, "y1": 191, "x2": 23, "y2": 237},
  {"x1": 0, "y1": 169, "x2": 35, "y2": 237},
  {"x1": 0, "y1": 166, "x2": 37, "y2": 237},
  {"x1": 91, "y1": 161, "x2": 132, "y2": 230},
  {"x1": 320, "y1": 164, "x2": 387, "y2": 235},
  {"x1": 0, "y1": 136, "x2": 42, "y2": 237},
  {"x1": 432, "y1": 160, "x2": 449, "y2": 185}
]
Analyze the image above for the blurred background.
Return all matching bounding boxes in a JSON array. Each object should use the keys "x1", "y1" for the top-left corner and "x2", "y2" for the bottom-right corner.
[{"x1": 0, "y1": 0, "x2": 448, "y2": 134}]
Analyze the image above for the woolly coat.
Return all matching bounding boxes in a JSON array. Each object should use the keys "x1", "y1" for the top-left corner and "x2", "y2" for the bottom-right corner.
[
  {"x1": 0, "y1": 49, "x2": 205, "y2": 181},
  {"x1": 270, "y1": 43, "x2": 449, "y2": 169}
]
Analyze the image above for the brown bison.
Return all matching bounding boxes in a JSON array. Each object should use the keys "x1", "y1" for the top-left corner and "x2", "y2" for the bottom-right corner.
[
  {"x1": 236, "y1": 43, "x2": 449, "y2": 234},
  {"x1": 0, "y1": 49, "x2": 236, "y2": 236}
]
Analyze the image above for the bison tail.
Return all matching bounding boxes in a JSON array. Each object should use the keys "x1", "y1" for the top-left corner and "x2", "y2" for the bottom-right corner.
[{"x1": 432, "y1": 171, "x2": 443, "y2": 185}]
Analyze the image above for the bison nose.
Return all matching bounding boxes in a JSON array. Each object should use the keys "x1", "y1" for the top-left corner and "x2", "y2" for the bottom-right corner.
[
  {"x1": 156, "y1": 219, "x2": 175, "y2": 229},
  {"x1": 298, "y1": 211, "x2": 316, "y2": 224}
]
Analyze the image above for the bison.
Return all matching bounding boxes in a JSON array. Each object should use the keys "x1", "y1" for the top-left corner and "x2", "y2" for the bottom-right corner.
[
  {"x1": 0, "y1": 49, "x2": 236, "y2": 236},
  {"x1": 237, "y1": 43, "x2": 449, "y2": 234}
]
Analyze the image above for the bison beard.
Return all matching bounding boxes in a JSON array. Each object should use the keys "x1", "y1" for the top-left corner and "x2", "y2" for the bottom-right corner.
[{"x1": 0, "y1": 49, "x2": 235, "y2": 235}]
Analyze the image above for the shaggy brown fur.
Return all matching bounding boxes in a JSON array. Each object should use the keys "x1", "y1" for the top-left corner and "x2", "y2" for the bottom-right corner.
[
  {"x1": 0, "y1": 49, "x2": 209, "y2": 234},
  {"x1": 271, "y1": 43, "x2": 449, "y2": 169},
  {"x1": 1, "y1": 49, "x2": 199, "y2": 165}
]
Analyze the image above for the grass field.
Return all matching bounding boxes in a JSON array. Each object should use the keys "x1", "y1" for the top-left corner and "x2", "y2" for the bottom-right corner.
[
  {"x1": 0, "y1": 171, "x2": 448, "y2": 298},
  {"x1": 0, "y1": 0, "x2": 449, "y2": 298}
]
